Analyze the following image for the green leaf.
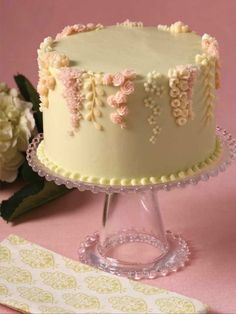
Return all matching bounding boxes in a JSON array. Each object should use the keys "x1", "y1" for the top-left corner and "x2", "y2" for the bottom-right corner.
[
  {"x1": 19, "y1": 159, "x2": 41, "y2": 183},
  {"x1": 14, "y1": 74, "x2": 43, "y2": 133},
  {"x1": 0, "y1": 181, "x2": 70, "y2": 222}
]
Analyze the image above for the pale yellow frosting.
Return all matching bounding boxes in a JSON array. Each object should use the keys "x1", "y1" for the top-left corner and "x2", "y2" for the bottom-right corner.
[
  {"x1": 37, "y1": 138, "x2": 222, "y2": 186},
  {"x1": 54, "y1": 26, "x2": 202, "y2": 75},
  {"x1": 37, "y1": 22, "x2": 220, "y2": 186}
]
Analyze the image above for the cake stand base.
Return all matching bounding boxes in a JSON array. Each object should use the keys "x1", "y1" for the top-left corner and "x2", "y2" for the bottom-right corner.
[
  {"x1": 79, "y1": 191, "x2": 190, "y2": 280},
  {"x1": 79, "y1": 230, "x2": 190, "y2": 280}
]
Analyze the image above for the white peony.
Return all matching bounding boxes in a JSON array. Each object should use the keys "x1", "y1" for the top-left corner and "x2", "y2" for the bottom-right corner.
[{"x1": 0, "y1": 82, "x2": 35, "y2": 182}]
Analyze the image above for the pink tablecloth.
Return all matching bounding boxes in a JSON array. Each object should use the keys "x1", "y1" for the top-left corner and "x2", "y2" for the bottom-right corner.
[{"x1": 1, "y1": 0, "x2": 236, "y2": 313}]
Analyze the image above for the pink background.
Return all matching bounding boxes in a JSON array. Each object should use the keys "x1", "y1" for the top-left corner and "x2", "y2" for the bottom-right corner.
[{"x1": 1, "y1": 0, "x2": 236, "y2": 313}]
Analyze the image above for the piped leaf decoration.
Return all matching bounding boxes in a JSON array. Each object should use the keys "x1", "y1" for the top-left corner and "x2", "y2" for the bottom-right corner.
[
  {"x1": 84, "y1": 82, "x2": 92, "y2": 90},
  {"x1": 85, "y1": 102, "x2": 92, "y2": 110},
  {"x1": 95, "y1": 98, "x2": 103, "y2": 107},
  {"x1": 86, "y1": 92, "x2": 93, "y2": 101},
  {"x1": 94, "y1": 108, "x2": 102, "y2": 117},
  {"x1": 82, "y1": 73, "x2": 104, "y2": 131},
  {"x1": 95, "y1": 86, "x2": 104, "y2": 96},
  {"x1": 93, "y1": 121, "x2": 103, "y2": 131},
  {"x1": 85, "y1": 112, "x2": 92, "y2": 121}
]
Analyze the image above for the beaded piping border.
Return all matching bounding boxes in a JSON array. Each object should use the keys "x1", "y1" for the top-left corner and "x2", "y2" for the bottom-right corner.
[
  {"x1": 36, "y1": 138, "x2": 222, "y2": 186},
  {"x1": 26, "y1": 127, "x2": 236, "y2": 193}
]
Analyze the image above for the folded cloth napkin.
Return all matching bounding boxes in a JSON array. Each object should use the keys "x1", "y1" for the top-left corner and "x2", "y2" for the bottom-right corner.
[{"x1": 0, "y1": 234, "x2": 208, "y2": 314}]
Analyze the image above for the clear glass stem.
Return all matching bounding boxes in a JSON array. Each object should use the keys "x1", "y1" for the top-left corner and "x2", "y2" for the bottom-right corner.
[
  {"x1": 99, "y1": 190, "x2": 169, "y2": 265},
  {"x1": 79, "y1": 189, "x2": 190, "y2": 278}
]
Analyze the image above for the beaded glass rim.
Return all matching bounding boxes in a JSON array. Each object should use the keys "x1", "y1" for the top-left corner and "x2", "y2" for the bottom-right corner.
[{"x1": 26, "y1": 126, "x2": 236, "y2": 194}]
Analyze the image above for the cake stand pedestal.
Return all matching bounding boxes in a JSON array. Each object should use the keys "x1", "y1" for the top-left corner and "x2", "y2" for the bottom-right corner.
[{"x1": 26, "y1": 127, "x2": 236, "y2": 280}]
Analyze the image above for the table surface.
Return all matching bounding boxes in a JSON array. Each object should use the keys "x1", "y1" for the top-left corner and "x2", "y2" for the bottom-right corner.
[
  {"x1": 1, "y1": 164, "x2": 236, "y2": 314},
  {"x1": 1, "y1": 0, "x2": 236, "y2": 313}
]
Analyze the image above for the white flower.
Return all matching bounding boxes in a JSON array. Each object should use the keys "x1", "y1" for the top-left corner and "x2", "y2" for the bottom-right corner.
[{"x1": 0, "y1": 83, "x2": 35, "y2": 182}]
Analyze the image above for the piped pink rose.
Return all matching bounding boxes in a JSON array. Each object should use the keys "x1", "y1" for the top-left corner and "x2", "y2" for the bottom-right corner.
[
  {"x1": 107, "y1": 95, "x2": 119, "y2": 108},
  {"x1": 102, "y1": 73, "x2": 113, "y2": 85},
  {"x1": 112, "y1": 72, "x2": 125, "y2": 86},
  {"x1": 120, "y1": 80, "x2": 134, "y2": 95},
  {"x1": 115, "y1": 91, "x2": 127, "y2": 104},
  {"x1": 110, "y1": 112, "x2": 126, "y2": 128},
  {"x1": 117, "y1": 105, "x2": 129, "y2": 116},
  {"x1": 122, "y1": 69, "x2": 136, "y2": 80}
]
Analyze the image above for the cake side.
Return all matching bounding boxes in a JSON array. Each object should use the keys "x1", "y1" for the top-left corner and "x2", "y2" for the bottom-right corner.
[{"x1": 36, "y1": 21, "x2": 221, "y2": 185}]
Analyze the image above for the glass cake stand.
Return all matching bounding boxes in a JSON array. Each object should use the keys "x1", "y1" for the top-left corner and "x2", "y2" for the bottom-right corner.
[{"x1": 26, "y1": 126, "x2": 236, "y2": 280}]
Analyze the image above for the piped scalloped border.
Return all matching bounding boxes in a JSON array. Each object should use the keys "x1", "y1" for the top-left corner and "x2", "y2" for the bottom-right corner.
[
  {"x1": 37, "y1": 22, "x2": 220, "y2": 116},
  {"x1": 36, "y1": 137, "x2": 222, "y2": 186}
]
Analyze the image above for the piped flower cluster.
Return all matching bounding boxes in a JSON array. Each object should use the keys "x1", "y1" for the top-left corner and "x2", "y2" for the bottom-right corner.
[
  {"x1": 168, "y1": 65, "x2": 198, "y2": 126},
  {"x1": 37, "y1": 37, "x2": 69, "y2": 111},
  {"x1": 116, "y1": 20, "x2": 143, "y2": 28},
  {"x1": 55, "y1": 23, "x2": 104, "y2": 40},
  {"x1": 158, "y1": 21, "x2": 191, "y2": 33},
  {"x1": 103, "y1": 69, "x2": 136, "y2": 128},
  {"x1": 58, "y1": 68, "x2": 84, "y2": 132},
  {"x1": 144, "y1": 71, "x2": 165, "y2": 96},
  {"x1": 143, "y1": 71, "x2": 165, "y2": 144}
]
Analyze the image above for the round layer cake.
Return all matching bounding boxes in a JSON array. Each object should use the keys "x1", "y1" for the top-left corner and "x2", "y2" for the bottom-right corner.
[{"x1": 37, "y1": 20, "x2": 221, "y2": 185}]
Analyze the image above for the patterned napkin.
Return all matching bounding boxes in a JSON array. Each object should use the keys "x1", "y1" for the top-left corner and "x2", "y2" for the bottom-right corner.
[{"x1": 0, "y1": 234, "x2": 208, "y2": 314}]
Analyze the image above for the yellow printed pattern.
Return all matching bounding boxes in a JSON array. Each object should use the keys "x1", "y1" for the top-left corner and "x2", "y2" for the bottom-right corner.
[
  {"x1": 20, "y1": 248, "x2": 54, "y2": 268},
  {"x1": 63, "y1": 292, "x2": 100, "y2": 309},
  {"x1": 109, "y1": 296, "x2": 148, "y2": 313},
  {"x1": 8, "y1": 234, "x2": 29, "y2": 245},
  {"x1": 0, "y1": 234, "x2": 207, "y2": 314},
  {"x1": 156, "y1": 297, "x2": 196, "y2": 313},
  {"x1": 40, "y1": 271, "x2": 77, "y2": 289},
  {"x1": 85, "y1": 275, "x2": 122, "y2": 294},
  {"x1": 0, "y1": 284, "x2": 8, "y2": 296},
  {"x1": 4, "y1": 299, "x2": 30, "y2": 313},
  {"x1": 63, "y1": 257, "x2": 94, "y2": 272},
  {"x1": 0, "y1": 266, "x2": 32, "y2": 284},
  {"x1": 130, "y1": 280, "x2": 166, "y2": 295},
  {"x1": 0, "y1": 245, "x2": 11, "y2": 262},
  {"x1": 17, "y1": 287, "x2": 54, "y2": 303},
  {"x1": 39, "y1": 305, "x2": 76, "y2": 314}
]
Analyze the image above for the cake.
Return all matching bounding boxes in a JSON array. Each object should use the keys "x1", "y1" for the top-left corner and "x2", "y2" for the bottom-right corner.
[{"x1": 36, "y1": 20, "x2": 221, "y2": 186}]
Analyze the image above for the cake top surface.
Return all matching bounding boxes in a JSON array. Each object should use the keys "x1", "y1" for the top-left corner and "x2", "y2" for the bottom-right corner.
[{"x1": 53, "y1": 25, "x2": 202, "y2": 76}]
